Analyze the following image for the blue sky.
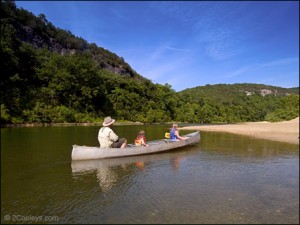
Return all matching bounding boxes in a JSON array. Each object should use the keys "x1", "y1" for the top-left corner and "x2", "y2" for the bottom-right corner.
[{"x1": 16, "y1": 1, "x2": 299, "y2": 92}]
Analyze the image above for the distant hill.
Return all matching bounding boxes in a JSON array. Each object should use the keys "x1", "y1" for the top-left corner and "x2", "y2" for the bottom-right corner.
[{"x1": 179, "y1": 83, "x2": 299, "y2": 103}]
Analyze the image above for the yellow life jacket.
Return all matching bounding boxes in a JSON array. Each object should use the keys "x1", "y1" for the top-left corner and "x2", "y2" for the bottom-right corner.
[{"x1": 165, "y1": 132, "x2": 170, "y2": 139}]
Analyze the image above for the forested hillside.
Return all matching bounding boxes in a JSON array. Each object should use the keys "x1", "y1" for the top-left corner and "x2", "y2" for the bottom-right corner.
[
  {"x1": 1, "y1": 1, "x2": 299, "y2": 126},
  {"x1": 178, "y1": 84, "x2": 299, "y2": 123}
]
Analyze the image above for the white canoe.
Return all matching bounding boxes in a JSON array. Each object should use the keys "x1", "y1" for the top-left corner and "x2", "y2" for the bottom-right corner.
[{"x1": 71, "y1": 131, "x2": 200, "y2": 160}]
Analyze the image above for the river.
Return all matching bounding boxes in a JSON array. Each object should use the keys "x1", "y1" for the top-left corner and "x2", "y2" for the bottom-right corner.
[{"x1": 1, "y1": 125, "x2": 299, "y2": 224}]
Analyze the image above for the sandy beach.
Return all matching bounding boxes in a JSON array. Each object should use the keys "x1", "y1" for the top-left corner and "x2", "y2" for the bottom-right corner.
[{"x1": 181, "y1": 117, "x2": 299, "y2": 145}]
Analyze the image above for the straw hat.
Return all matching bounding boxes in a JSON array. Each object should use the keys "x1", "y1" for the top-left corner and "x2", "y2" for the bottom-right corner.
[{"x1": 102, "y1": 116, "x2": 115, "y2": 127}]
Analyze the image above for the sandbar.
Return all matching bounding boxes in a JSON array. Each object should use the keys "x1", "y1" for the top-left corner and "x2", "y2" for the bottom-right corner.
[{"x1": 180, "y1": 117, "x2": 299, "y2": 145}]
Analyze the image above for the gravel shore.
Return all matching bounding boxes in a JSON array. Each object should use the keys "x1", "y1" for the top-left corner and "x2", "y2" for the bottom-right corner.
[{"x1": 180, "y1": 117, "x2": 299, "y2": 145}]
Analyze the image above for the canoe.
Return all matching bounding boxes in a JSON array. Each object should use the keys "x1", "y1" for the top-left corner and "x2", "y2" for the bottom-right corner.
[{"x1": 71, "y1": 131, "x2": 200, "y2": 160}]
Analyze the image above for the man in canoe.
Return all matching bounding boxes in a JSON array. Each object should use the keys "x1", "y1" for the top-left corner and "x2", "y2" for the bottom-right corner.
[{"x1": 98, "y1": 116, "x2": 127, "y2": 148}]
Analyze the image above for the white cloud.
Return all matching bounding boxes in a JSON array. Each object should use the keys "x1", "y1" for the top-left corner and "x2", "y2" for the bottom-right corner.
[{"x1": 227, "y1": 57, "x2": 299, "y2": 78}]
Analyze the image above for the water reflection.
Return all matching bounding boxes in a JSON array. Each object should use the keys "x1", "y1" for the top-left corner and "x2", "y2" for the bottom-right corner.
[
  {"x1": 71, "y1": 150, "x2": 189, "y2": 192},
  {"x1": 71, "y1": 159, "x2": 122, "y2": 192},
  {"x1": 171, "y1": 156, "x2": 182, "y2": 171},
  {"x1": 69, "y1": 144, "x2": 298, "y2": 224},
  {"x1": 134, "y1": 161, "x2": 145, "y2": 170}
]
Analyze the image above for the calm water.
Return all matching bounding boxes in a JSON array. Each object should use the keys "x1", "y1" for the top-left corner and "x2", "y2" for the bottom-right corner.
[{"x1": 1, "y1": 125, "x2": 299, "y2": 224}]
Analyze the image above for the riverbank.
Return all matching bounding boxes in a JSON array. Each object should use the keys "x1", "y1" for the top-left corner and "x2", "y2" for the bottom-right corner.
[
  {"x1": 180, "y1": 117, "x2": 299, "y2": 145},
  {"x1": 3, "y1": 118, "x2": 299, "y2": 145}
]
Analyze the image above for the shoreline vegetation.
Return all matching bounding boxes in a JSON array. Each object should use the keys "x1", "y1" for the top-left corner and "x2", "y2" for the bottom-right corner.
[
  {"x1": 2, "y1": 117, "x2": 299, "y2": 145},
  {"x1": 181, "y1": 117, "x2": 299, "y2": 145},
  {"x1": 1, "y1": 121, "x2": 144, "y2": 128}
]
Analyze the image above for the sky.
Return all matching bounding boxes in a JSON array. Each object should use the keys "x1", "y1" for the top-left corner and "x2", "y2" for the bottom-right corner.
[{"x1": 15, "y1": 1, "x2": 299, "y2": 92}]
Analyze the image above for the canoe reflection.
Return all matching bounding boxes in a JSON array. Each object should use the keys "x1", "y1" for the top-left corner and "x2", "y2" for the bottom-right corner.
[{"x1": 71, "y1": 151, "x2": 189, "y2": 191}]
